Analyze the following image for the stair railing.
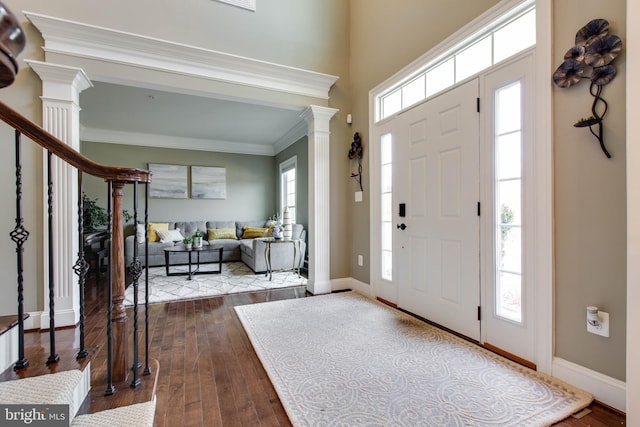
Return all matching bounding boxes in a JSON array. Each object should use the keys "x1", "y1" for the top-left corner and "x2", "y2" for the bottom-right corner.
[{"x1": 1, "y1": 100, "x2": 152, "y2": 394}]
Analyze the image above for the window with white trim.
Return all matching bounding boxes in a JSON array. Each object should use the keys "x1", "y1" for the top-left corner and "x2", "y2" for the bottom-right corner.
[
  {"x1": 380, "y1": 133, "x2": 393, "y2": 281},
  {"x1": 280, "y1": 156, "x2": 297, "y2": 223},
  {"x1": 494, "y1": 80, "x2": 523, "y2": 323}
]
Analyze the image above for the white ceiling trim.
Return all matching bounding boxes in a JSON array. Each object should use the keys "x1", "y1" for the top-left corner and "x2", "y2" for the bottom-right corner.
[
  {"x1": 273, "y1": 120, "x2": 308, "y2": 154},
  {"x1": 24, "y1": 12, "x2": 338, "y2": 99},
  {"x1": 81, "y1": 126, "x2": 276, "y2": 156}
]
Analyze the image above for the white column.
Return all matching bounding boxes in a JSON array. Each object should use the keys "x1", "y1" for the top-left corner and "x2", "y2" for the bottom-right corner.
[
  {"x1": 26, "y1": 60, "x2": 93, "y2": 328},
  {"x1": 301, "y1": 105, "x2": 338, "y2": 295}
]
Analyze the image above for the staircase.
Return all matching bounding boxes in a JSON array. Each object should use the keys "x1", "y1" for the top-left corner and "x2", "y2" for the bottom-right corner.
[{"x1": 0, "y1": 3, "x2": 157, "y2": 425}]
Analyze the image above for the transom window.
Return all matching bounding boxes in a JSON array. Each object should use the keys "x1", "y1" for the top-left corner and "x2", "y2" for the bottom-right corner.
[{"x1": 377, "y1": 1, "x2": 535, "y2": 121}]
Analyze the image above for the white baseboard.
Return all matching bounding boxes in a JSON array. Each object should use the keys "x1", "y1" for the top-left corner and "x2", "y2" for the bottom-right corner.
[
  {"x1": 38, "y1": 308, "x2": 78, "y2": 329},
  {"x1": 330, "y1": 277, "x2": 372, "y2": 296},
  {"x1": 552, "y1": 357, "x2": 626, "y2": 412}
]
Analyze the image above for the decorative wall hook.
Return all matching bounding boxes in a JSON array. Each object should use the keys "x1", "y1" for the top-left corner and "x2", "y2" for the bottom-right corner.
[
  {"x1": 348, "y1": 132, "x2": 363, "y2": 191},
  {"x1": 552, "y1": 18, "x2": 622, "y2": 159}
]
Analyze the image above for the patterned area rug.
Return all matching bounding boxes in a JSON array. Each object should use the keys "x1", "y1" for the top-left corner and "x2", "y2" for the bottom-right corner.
[
  {"x1": 235, "y1": 292, "x2": 593, "y2": 427},
  {"x1": 124, "y1": 262, "x2": 306, "y2": 306}
]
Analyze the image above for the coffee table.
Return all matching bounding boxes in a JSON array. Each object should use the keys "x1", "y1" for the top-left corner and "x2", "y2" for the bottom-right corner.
[{"x1": 164, "y1": 244, "x2": 223, "y2": 280}]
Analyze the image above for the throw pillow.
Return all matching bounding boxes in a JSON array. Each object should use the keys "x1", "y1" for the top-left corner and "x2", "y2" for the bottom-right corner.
[
  {"x1": 242, "y1": 226, "x2": 268, "y2": 239},
  {"x1": 208, "y1": 228, "x2": 237, "y2": 240},
  {"x1": 148, "y1": 222, "x2": 169, "y2": 242},
  {"x1": 135, "y1": 224, "x2": 145, "y2": 242},
  {"x1": 156, "y1": 228, "x2": 183, "y2": 243}
]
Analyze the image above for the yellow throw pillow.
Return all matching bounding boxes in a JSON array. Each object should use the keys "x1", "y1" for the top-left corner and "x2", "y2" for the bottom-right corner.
[
  {"x1": 242, "y1": 226, "x2": 268, "y2": 239},
  {"x1": 208, "y1": 228, "x2": 237, "y2": 240},
  {"x1": 148, "y1": 222, "x2": 169, "y2": 242}
]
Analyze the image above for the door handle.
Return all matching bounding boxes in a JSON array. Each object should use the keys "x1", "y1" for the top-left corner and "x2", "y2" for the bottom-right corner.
[{"x1": 397, "y1": 223, "x2": 407, "y2": 230}]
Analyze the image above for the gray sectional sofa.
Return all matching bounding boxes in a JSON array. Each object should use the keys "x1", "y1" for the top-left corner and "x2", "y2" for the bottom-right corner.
[{"x1": 124, "y1": 220, "x2": 306, "y2": 274}]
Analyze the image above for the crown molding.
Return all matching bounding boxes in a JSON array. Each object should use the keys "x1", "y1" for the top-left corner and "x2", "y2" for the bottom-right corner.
[
  {"x1": 24, "y1": 11, "x2": 338, "y2": 99},
  {"x1": 273, "y1": 120, "x2": 308, "y2": 154},
  {"x1": 81, "y1": 126, "x2": 276, "y2": 156}
]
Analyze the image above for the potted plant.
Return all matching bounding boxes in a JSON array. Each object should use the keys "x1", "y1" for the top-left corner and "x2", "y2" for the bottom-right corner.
[
  {"x1": 183, "y1": 236, "x2": 193, "y2": 250},
  {"x1": 82, "y1": 193, "x2": 132, "y2": 231},
  {"x1": 193, "y1": 230, "x2": 204, "y2": 248}
]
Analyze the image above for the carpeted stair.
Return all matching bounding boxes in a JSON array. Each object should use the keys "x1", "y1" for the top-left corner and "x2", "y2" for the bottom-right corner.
[{"x1": 0, "y1": 369, "x2": 155, "y2": 426}]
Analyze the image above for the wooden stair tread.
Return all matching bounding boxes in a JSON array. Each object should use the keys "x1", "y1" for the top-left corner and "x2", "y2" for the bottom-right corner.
[
  {"x1": 0, "y1": 343, "x2": 95, "y2": 382},
  {"x1": 0, "y1": 313, "x2": 28, "y2": 336}
]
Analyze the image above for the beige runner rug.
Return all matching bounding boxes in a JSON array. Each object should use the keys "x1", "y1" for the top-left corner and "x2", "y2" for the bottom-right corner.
[{"x1": 235, "y1": 292, "x2": 592, "y2": 427}]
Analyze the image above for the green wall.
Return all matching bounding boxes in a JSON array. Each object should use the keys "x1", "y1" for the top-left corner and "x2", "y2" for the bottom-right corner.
[{"x1": 81, "y1": 142, "x2": 277, "y2": 226}]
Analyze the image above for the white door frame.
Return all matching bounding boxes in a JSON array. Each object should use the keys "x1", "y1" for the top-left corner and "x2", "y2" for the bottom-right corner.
[{"x1": 369, "y1": 0, "x2": 552, "y2": 374}]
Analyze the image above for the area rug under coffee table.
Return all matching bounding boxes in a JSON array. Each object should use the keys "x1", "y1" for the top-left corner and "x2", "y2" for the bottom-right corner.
[
  {"x1": 235, "y1": 292, "x2": 592, "y2": 427},
  {"x1": 124, "y1": 261, "x2": 306, "y2": 306}
]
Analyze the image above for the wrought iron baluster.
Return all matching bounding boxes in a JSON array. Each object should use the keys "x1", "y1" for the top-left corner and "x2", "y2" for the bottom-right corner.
[
  {"x1": 104, "y1": 181, "x2": 115, "y2": 396},
  {"x1": 46, "y1": 150, "x2": 59, "y2": 365},
  {"x1": 130, "y1": 182, "x2": 142, "y2": 388},
  {"x1": 143, "y1": 182, "x2": 151, "y2": 376},
  {"x1": 74, "y1": 172, "x2": 89, "y2": 359},
  {"x1": 10, "y1": 130, "x2": 29, "y2": 370}
]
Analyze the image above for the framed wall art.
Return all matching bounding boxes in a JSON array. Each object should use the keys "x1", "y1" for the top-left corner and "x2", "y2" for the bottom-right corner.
[
  {"x1": 191, "y1": 166, "x2": 227, "y2": 199},
  {"x1": 148, "y1": 164, "x2": 188, "y2": 199}
]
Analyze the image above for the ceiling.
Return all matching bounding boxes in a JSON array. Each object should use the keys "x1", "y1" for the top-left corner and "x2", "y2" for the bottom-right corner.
[{"x1": 79, "y1": 81, "x2": 306, "y2": 154}]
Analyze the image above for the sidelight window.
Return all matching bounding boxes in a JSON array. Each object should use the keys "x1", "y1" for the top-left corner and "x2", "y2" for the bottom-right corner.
[
  {"x1": 381, "y1": 133, "x2": 393, "y2": 281},
  {"x1": 494, "y1": 81, "x2": 523, "y2": 323}
]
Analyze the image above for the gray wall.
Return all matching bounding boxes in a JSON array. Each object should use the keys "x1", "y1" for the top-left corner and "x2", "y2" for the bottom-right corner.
[
  {"x1": 81, "y1": 142, "x2": 276, "y2": 225},
  {"x1": 275, "y1": 137, "x2": 309, "y2": 233},
  {"x1": 553, "y1": 0, "x2": 627, "y2": 381}
]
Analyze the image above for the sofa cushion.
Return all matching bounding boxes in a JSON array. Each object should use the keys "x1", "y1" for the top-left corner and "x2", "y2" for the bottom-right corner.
[
  {"x1": 148, "y1": 222, "x2": 169, "y2": 242},
  {"x1": 239, "y1": 239, "x2": 253, "y2": 257},
  {"x1": 208, "y1": 228, "x2": 237, "y2": 240},
  {"x1": 291, "y1": 223, "x2": 304, "y2": 240},
  {"x1": 206, "y1": 221, "x2": 235, "y2": 230},
  {"x1": 174, "y1": 221, "x2": 206, "y2": 237},
  {"x1": 235, "y1": 220, "x2": 267, "y2": 239},
  {"x1": 242, "y1": 227, "x2": 268, "y2": 239},
  {"x1": 156, "y1": 228, "x2": 184, "y2": 243}
]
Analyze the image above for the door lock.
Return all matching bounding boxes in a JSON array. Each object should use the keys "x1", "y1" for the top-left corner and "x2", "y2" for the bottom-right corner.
[{"x1": 397, "y1": 223, "x2": 407, "y2": 230}]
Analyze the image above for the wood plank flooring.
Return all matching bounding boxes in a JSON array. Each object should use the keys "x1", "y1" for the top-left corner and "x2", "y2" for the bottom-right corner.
[{"x1": 2, "y1": 275, "x2": 626, "y2": 426}]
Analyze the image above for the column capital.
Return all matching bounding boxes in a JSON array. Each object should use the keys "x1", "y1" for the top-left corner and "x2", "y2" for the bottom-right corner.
[
  {"x1": 25, "y1": 60, "x2": 92, "y2": 104},
  {"x1": 301, "y1": 105, "x2": 339, "y2": 133}
]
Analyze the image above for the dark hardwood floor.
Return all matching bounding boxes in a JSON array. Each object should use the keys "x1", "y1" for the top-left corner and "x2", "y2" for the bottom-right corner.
[{"x1": 2, "y1": 274, "x2": 625, "y2": 426}]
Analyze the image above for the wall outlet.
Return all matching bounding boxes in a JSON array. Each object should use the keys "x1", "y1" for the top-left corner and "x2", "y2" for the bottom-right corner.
[
  {"x1": 587, "y1": 310, "x2": 609, "y2": 337},
  {"x1": 355, "y1": 191, "x2": 363, "y2": 202},
  {"x1": 357, "y1": 255, "x2": 363, "y2": 266}
]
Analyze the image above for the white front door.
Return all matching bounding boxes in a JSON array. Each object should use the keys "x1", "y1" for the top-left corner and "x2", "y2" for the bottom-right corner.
[{"x1": 395, "y1": 79, "x2": 480, "y2": 341}]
